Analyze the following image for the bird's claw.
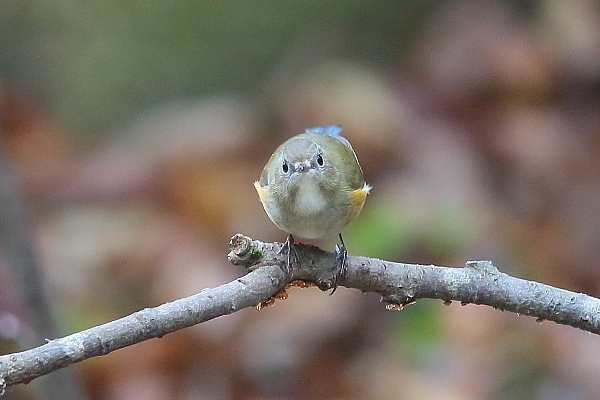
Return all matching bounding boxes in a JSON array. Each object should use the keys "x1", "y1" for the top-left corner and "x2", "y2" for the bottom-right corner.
[
  {"x1": 330, "y1": 234, "x2": 348, "y2": 294},
  {"x1": 278, "y1": 234, "x2": 298, "y2": 278}
]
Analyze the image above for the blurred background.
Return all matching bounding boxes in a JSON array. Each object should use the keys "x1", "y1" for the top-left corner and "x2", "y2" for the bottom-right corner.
[{"x1": 1, "y1": 1, "x2": 600, "y2": 399}]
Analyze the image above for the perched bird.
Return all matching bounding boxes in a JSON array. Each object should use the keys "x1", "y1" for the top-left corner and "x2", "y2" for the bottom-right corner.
[{"x1": 254, "y1": 125, "x2": 370, "y2": 292}]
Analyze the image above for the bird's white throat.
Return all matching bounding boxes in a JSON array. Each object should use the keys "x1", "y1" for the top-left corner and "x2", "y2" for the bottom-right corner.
[{"x1": 294, "y1": 179, "x2": 326, "y2": 214}]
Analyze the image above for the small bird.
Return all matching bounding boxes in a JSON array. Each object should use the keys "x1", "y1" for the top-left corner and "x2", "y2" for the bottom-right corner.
[{"x1": 254, "y1": 125, "x2": 370, "y2": 292}]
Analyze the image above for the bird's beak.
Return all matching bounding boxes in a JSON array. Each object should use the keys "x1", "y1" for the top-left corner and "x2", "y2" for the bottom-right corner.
[{"x1": 295, "y1": 163, "x2": 310, "y2": 173}]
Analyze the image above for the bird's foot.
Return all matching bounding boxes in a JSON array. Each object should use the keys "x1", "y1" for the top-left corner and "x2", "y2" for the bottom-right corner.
[
  {"x1": 278, "y1": 234, "x2": 298, "y2": 278},
  {"x1": 330, "y1": 233, "x2": 348, "y2": 295}
]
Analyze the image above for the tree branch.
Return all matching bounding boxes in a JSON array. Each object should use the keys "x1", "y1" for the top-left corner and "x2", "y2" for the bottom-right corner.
[
  {"x1": 1, "y1": 233, "x2": 599, "y2": 392},
  {"x1": 228, "y1": 234, "x2": 600, "y2": 332}
]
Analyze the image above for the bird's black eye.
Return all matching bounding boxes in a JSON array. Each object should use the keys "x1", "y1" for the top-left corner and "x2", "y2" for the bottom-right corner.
[
  {"x1": 316, "y1": 154, "x2": 324, "y2": 167},
  {"x1": 282, "y1": 161, "x2": 289, "y2": 173}
]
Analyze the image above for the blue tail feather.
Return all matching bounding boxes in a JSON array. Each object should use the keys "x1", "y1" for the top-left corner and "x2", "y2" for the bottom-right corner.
[{"x1": 304, "y1": 125, "x2": 350, "y2": 147}]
